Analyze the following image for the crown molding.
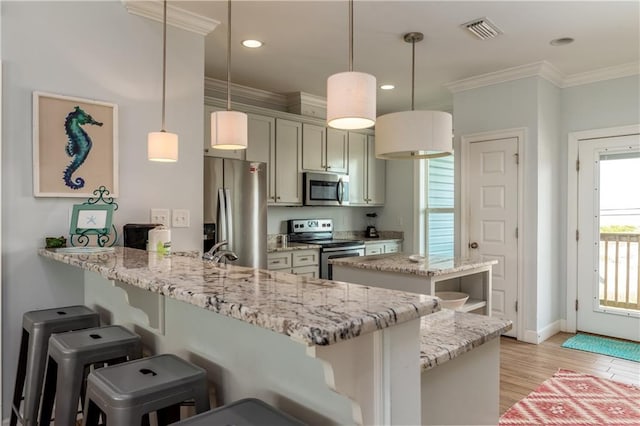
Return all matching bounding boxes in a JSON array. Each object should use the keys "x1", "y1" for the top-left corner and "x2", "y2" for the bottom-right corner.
[
  {"x1": 445, "y1": 61, "x2": 563, "y2": 93},
  {"x1": 446, "y1": 60, "x2": 640, "y2": 93},
  {"x1": 122, "y1": 0, "x2": 219, "y2": 36},
  {"x1": 204, "y1": 77, "x2": 289, "y2": 112},
  {"x1": 563, "y1": 62, "x2": 640, "y2": 87}
]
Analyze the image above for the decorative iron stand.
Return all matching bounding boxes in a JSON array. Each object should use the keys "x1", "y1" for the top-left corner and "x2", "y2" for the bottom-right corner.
[{"x1": 70, "y1": 186, "x2": 119, "y2": 247}]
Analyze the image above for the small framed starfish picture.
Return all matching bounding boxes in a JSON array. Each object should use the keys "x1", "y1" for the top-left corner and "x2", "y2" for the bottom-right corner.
[
  {"x1": 33, "y1": 92, "x2": 118, "y2": 197},
  {"x1": 69, "y1": 204, "x2": 115, "y2": 236}
]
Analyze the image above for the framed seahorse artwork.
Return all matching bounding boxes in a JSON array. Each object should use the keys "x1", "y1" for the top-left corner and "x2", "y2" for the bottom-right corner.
[{"x1": 33, "y1": 92, "x2": 118, "y2": 197}]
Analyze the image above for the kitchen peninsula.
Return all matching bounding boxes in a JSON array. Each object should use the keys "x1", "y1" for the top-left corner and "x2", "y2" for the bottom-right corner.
[
  {"x1": 39, "y1": 247, "x2": 509, "y2": 425},
  {"x1": 39, "y1": 247, "x2": 439, "y2": 425}
]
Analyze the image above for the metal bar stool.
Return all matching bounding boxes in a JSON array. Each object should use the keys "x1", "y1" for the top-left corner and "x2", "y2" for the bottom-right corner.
[
  {"x1": 82, "y1": 354, "x2": 210, "y2": 426},
  {"x1": 39, "y1": 325, "x2": 143, "y2": 426},
  {"x1": 10, "y1": 305, "x2": 100, "y2": 426},
  {"x1": 170, "y1": 398, "x2": 306, "y2": 426}
]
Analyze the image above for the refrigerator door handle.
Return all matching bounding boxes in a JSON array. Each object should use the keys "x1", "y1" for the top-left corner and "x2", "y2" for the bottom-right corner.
[
  {"x1": 224, "y1": 188, "x2": 233, "y2": 249},
  {"x1": 218, "y1": 188, "x2": 228, "y2": 242}
]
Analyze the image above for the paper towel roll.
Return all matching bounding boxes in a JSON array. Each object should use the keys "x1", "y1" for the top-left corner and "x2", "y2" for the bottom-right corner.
[{"x1": 148, "y1": 226, "x2": 171, "y2": 255}]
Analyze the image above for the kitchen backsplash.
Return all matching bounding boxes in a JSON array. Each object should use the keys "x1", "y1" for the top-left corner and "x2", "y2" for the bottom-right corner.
[{"x1": 267, "y1": 206, "x2": 384, "y2": 234}]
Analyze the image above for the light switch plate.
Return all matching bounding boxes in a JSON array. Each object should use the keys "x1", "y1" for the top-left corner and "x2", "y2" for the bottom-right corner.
[
  {"x1": 172, "y1": 209, "x2": 190, "y2": 228},
  {"x1": 150, "y1": 208, "x2": 170, "y2": 227}
]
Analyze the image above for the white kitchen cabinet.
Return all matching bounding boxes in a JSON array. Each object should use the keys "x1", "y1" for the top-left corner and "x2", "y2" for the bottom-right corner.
[
  {"x1": 365, "y1": 243, "x2": 385, "y2": 255},
  {"x1": 301, "y1": 123, "x2": 326, "y2": 172},
  {"x1": 203, "y1": 104, "x2": 245, "y2": 160},
  {"x1": 326, "y1": 128, "x2": 348, "y2": 173},
  {"x1": 267, "y1": 249, "x2": 319, "y2": 278},
  {"x1": 348, "y1": 132, "x2": 385, "y2": 206},
  {"x1": 365, "y1": 241, "x2": 402, "y2": 255},
  {"x1": 246, "y1": 113, "x2": 276, "y2": 202},
  {"x1": 302, "y1": 125, "x2": 347, "y2": 174},
  {"x1": 274, "y1": 119, "x2": 303, "y2": 205},
  {"x1": 366, "y1": 135, "x2": 386, "y2": 205}
]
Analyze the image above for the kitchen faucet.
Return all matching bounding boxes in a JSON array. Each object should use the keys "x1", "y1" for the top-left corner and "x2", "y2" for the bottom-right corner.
[
  {"x1": 210, "y1": 250, "x2": 239, "y2": 263},
  {"x1": 203, "y1": 240, "x2": 228, "y2": 260}
]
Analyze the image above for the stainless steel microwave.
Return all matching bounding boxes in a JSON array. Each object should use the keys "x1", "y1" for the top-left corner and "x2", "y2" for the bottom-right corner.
[{"x1": 303, "y1": 172, "x2": 349, "y2": 206}]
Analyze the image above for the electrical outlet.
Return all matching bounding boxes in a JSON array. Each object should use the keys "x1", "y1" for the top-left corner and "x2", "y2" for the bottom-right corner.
[
  {"x1": 150, "y1": 208, "x2": 170, "y2": 227},
  {"x1": 172, "y1": 209, "x2": 190, "y2": 228}
]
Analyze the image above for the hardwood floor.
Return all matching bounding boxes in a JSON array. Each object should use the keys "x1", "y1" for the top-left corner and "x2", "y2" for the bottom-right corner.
[{"x1": 499, "y1": 332, "x2": 640, "y2": 415}]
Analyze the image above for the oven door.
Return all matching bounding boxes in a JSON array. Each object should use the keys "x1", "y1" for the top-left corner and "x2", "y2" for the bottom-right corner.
[
  {"x1": 304, "y1": 172, "x2": 349, "y2": 206},
  {"x1": 321, "y1": 247, "x2": 365, "y2": 280}
]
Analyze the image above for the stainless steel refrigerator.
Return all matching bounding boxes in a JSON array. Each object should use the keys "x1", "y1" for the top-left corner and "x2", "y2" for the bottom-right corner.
[{"x1": 204, "y1": 157, "x2": 267, "y2": 269}]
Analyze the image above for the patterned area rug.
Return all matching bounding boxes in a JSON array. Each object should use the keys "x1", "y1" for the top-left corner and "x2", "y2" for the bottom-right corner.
[
  {"x1": 562, "y1": 334, "x2": 640, "y2": 362},
  {"x1": 500, "y1": 369, "x2": 640, "y2": 425}
]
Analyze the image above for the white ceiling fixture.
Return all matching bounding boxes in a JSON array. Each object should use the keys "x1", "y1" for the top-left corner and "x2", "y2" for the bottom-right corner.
[
  {"x1": 376, "y1": 32, "x2": 453, "y2": 160},
  {"x1": 462, "y1": 17, "x2": 503, "y2": 40},
  {"x1": 242, "y1": 39, "x2": 263, "y2": 48},
  {"x1": 326, "y1": 0, "x2": 376, "y2": 130},
  {"x1": 148, "y1": 0, "x2": 178, "y2": 162},
  {"x1": 380, "y1": 84, "x2": 395, "y2": 90},
  {"x1": 211, "y1": 0, "x2": 248, "y2": 150}
]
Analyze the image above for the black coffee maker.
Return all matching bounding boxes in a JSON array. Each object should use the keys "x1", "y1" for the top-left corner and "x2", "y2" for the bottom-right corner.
[{"x1": 365, "y1": 213, "x2": 379, "y2": 238}]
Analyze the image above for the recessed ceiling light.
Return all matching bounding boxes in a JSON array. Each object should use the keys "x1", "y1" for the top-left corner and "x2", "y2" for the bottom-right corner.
[
  {"x1": 550, "y1": 37, "x2": 574, "y2": 46},
  {"x1": 380, "y1": 84, "x2": 395, "y2": 90},
  {"x1": 242, "y1": 39, "x2": 263, "y2": 48}
]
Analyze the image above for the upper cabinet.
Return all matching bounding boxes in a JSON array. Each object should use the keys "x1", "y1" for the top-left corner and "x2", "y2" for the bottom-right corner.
[
  {"x1": 326, "y1": 128, "x2": 348, "y2": 173},
  {"x1": 246, "y1": 113, "x2": 275, "y2": 201},
  {"x1": 366, "y1": 135, "x2": 386, "y2": 205},
  {"x1": 203, "y1": 105, "x2": 245, "y2": 160},
  {"x1": 204, "y1": 101, "x2": 383, "y2": 207},
  {"x1": 302, "y1": 125, "x2": 348, "y2": 174},
  {"x1": 273, "y1": 119, "x2": 303, "y2": 205},
  {"x1": 348, "y1": 132, "x2": 385, "y2": 206}
]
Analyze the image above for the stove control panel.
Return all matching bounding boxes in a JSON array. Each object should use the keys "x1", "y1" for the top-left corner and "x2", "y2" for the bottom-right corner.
[{"x1": 288, "y1": 218, "x2": 333, "y2": 234}]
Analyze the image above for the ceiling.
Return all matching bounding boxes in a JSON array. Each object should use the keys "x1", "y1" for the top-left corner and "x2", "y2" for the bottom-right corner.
[{"x1": 178, "y1": 1, "x2": 640, "y2": 115}]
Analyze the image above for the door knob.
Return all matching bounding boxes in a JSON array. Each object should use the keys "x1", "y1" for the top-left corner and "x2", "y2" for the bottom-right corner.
[{"x1": 469, "y1": 242, "x2": 479, "y2": 249}]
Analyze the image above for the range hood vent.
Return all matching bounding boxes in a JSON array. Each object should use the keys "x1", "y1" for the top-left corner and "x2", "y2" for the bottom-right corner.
[{"x1": 462, "y1": 17, "x2": 503, "y2": 40}]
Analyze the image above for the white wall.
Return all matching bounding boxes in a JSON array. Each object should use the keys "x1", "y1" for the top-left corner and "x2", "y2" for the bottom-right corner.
[
  {"x1": 558, "y1": 75, "x2": 640, "y2": 319},
  {"x1": 1, "y1": 1, "x2": 204, "y2": 416},
  {"x1": 452, "y1": 77, "x2": 540, "y2": 334},
  {"x1": 536, "y1": 79, "x2": 562, "y2": 329},
  {"x1": 377, "y1": 160, "x2": 418, "y2": 252}
]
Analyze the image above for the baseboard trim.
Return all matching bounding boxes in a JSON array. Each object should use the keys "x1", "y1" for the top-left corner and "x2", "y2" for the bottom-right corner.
[{"x1": 523, "y1": 321, "x2": 562, "y2": 344}]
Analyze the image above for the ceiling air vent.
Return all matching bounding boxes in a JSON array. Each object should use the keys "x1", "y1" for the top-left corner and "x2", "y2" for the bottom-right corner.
[{"x1": 462, "y1": 17, "x2": 503, "y2": 40}]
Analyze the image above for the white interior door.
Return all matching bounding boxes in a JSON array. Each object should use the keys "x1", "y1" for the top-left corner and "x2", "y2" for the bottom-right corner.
[
  {"x1": 577, "y1": 134, "x2": 640, "y2": 341},
  {"x1": 467, "y1": 137, "x2": 519, "y2": 337}
]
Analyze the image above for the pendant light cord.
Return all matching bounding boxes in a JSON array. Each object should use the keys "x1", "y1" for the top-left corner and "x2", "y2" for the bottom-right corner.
[
  {"x1": 226, "y1": 0, "x2": 232, "y2": 111},
  {"x1": 348, "y1": 0, "x2": 353, "y2": 72},
  {"x1": 411, "y1": 37, "x2": 415, "y2": 111},
  {"x1": 161, "y1": 0, "x2": 168, "y2": 132}
]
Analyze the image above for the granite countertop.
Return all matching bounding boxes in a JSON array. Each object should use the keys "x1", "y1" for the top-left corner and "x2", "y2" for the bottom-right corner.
[
  {"x1": 39, "y1": 247, "x2": 441, "y2": 346},
  {"x1": 361, "y1": 238, "x2": 403, "y2": 243},
  {"x1": 267, "y1": 242, "x2": 321, "y2": 253},
  {"x1": 420, "y1": 310, "x2": 512, "y2": 371},
  {"x1": 330, "y1": 253, "x2": 497, "y2": 277}
]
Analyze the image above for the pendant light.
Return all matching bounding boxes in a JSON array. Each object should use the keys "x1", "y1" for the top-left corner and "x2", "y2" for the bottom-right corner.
[
  {"x1": 326, "y1": 0, "x2": 376, "y2": 130},
  {"x1": 211, "y1": 0, "x2": 248, "y2": 150},
  {"x1": 148, "y1": 0, "x2": 178, "y2": 162},
  {"x1": 375, "y1": 32, "x2": 453, "y2": 160}
]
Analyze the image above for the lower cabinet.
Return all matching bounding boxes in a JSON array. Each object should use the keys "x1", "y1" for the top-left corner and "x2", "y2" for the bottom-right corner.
[
  {"x1": 364, "y1": 241, "x2": 402, "y2": 256},
  {"x1": 267, "y1": 249, "x2": 319, "y2": 278}
]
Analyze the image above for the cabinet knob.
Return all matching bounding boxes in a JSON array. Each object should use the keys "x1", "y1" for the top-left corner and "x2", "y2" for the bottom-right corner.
[
  {"x1": 271, "y1": 196, "x2": 276, "y2": 200},
  {"x1": 276, "y1": 196, "x2": 281, "y2": 200},
  {"x1": 326, "y1": 165, "x2": 332, "y2": 169},
  {"x1": 469, "y1": 242, "x2": 479, "y2": 249}
]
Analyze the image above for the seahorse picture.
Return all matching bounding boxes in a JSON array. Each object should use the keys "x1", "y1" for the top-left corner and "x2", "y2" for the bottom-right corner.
[
  {"x1": 33, "y1": 92, "x2": 118, "y2": 197},
  {"x1": 63, "y1": 106, "x2": 103, "y2": 190}
]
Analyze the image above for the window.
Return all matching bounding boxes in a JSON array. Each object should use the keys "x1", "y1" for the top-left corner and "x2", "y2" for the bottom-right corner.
[{"x1": 424, "y1": 156, "x2": 454, "y2": 258}]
